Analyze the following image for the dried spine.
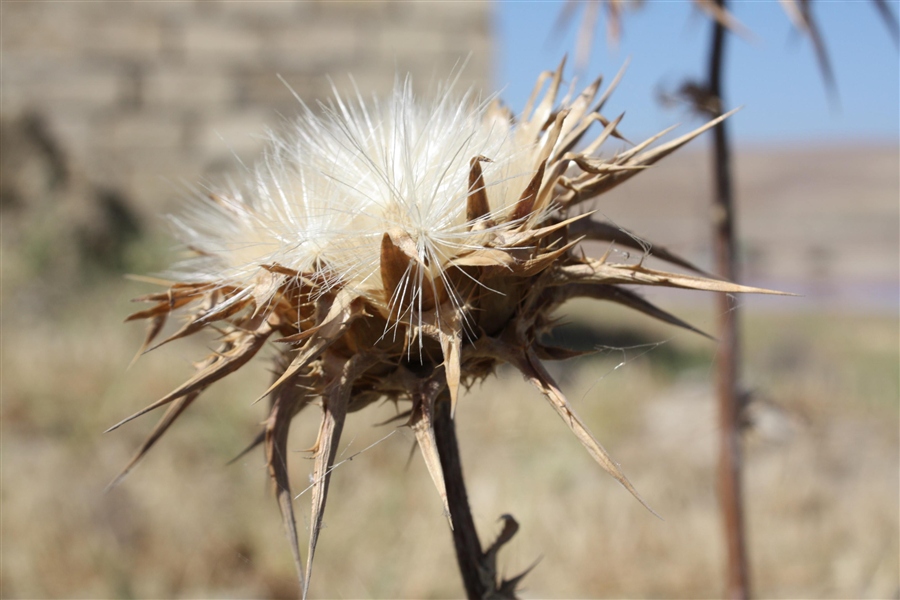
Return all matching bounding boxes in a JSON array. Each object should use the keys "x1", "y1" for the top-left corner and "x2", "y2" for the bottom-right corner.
[{"x1": 116, "y1": 61, "x2": 786, "y2": 595}]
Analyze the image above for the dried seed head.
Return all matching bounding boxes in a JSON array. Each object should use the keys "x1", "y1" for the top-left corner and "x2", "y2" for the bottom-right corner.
[{"x1": 116, "y1": 62, "x2": 786, "y2": 595}]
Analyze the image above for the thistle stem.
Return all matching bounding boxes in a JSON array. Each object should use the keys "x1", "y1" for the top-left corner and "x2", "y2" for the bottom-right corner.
[
  {"x1": 707, "y1": 2, "x2": 751, "y2": 598},
  {"x1": 433, "y1": 392, "x2": 490, "y2": 600}
]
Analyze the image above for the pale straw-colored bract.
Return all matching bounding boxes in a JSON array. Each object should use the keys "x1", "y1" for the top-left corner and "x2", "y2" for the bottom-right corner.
[{"x1": 115, "y1": 60, "x2": 784, "y2": 597}]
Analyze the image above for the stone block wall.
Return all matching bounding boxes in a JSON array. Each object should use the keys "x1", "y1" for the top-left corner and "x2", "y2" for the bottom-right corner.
[{"x1": 1, "y1": 1, "x2": 493, "y2": 219}]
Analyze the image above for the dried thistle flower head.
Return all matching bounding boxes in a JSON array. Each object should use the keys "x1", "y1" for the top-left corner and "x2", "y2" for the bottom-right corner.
[{"x1": 115, "y1": 60, "x2": 782, "y2": 594}]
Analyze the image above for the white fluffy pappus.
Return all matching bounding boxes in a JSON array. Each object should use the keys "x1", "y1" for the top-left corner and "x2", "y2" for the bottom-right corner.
[{"x1": 168, "y1": 76, "x2": 545, "y2": 317}]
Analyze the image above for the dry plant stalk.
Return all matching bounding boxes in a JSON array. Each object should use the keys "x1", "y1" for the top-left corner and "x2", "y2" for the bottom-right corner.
[
  {"x1": 114, "y1": 60, "x2": 785, "y2": 596},
  {"x1": 554, "y1": 4, "x2": 895, "y2": 598},
  {"x1": 556, "y1": 0, "x2": 898, "y2": 98}
]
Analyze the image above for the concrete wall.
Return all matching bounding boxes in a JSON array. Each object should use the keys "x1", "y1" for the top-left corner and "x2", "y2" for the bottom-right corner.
[{"x1": 1, "y1": 1, "x2": 493, "y2": 219}]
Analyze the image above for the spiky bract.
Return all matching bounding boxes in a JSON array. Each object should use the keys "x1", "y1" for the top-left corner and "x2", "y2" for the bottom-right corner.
[{"x1": 116, "y1": 61, "x2": 781, "y2": 595}]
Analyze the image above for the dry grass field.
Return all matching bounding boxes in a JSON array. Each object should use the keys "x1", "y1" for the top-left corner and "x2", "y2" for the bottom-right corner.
[{"x1": 2, "y1": 145, "x2": 897, "y2": 598}]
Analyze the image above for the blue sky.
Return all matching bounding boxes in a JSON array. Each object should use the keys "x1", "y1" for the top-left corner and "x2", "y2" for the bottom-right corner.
[{"x1": 495, "y1": 1, "x2": 900, "y2": 145}]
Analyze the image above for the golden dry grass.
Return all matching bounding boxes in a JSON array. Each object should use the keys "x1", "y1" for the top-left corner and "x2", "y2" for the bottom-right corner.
[
  {"x1": 1, "y1": 273, "x2": 896, "y2": 598},
  {"x1": 3, "y1": 140, "x2": 897, "y2": 598}
]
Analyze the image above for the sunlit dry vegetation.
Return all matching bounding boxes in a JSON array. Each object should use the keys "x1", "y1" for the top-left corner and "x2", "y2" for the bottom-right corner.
[
  {"x1": 1, "y1": 1, "x2": 897, "y2": 596},
  {"x1": 2, "y1": 235, "x2": 896, "y2": 597}
]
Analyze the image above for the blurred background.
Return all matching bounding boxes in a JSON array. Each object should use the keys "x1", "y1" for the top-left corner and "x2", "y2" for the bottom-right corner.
[{"x1": 1, "y1": 1, "x2": 897, "y2": 598}]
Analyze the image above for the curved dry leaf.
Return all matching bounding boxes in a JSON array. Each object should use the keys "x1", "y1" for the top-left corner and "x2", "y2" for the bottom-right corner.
[
  {"x1": 226, "y1": 429, "x2": 266, "y2": 466},
  {"x1": 448, "y1": 248, "x2": 516, "y2": 269},
  {"x1": 124, "y1": 297, "x2": 194, "y2": 322},
  {"x1": 509, "y1": 344, "x2": 660, "y2": 518},
  {"x1": 533, "y1": 342, "x2": 595, "y2": 361},
  {"x1": 779, "y1": 0, "x2": 838, "y2": 102},
  {"x1": 578, "y1": 111, "x2": 626, "y2": 158},
  {"x1": 128, "y1": 314, "x2": 167, "y2": 369},
  {"x1": 512, "y1": 159, "x2": 548, "y2": 223},
  {"x1": 106, "y1": 390, "x2": 202, "y2": 491},
  {"x1": 483, "y1": 514, "x2": 521, "y2": 592},
  {"x1": 550, "y1": 283, "x2": 713, "y2": 339},
  {"x1": 568, "y1": 218, "x2": 710, "y2": 275},
  {"x1": 564, "y1": 258, "x2": 794, "y2": 295},
  {"x1": 529, "y1": 57, "x2": 567, "y2": 133},
  {"x1": 438, "y1": 312, "x2": 463, "y2": 418},
  {"x1": 467, "y1": 155, "x2": 493, "y2": 227},
  {"x1": 260, "y1": 291, "x2": 364, "y2": 401},
  {"x1": 265, "y1": 373, "x2": 310, "y2": 593},
  {"x1": 303, "y1": 353, "x2": 381, "y2": 597},
  {"x1": 304, "y1": 384, "x2": 349, "y2": 599},
  {"x1": 563, "y1": 108, "x2": 740, "y2": 204},
  {"x1": 694, "y1": 0, "x2": 753, "y2": 39},
  {"x1": 144, "y1": 297, "x2": 251, "y2": 354},
  {"x1": 515, "y1": 237, "x2": 582, "y2": 278},
  {"x1": 409, "y1": 376, "x2": 452, "y2": 527},
  {"x1": 870, "y1": 0, "x2": 900, "y2": 46},
  {"x1": 107, "y1": 319, "x2": 275, "y2": 433}
]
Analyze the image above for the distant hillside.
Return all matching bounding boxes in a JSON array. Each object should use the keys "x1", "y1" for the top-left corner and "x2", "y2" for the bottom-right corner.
[{"x1": 585, "y1": 143, "x2": 899, "y2": 313}]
